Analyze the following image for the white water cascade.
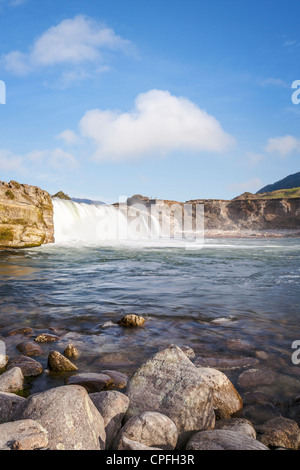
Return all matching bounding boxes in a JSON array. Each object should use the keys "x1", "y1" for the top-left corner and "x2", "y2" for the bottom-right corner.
[{"x1": 53, "y1": 199, "x2": 162, "y2": 244}]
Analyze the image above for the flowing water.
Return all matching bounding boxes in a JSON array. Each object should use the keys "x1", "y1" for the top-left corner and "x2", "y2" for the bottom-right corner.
[{"x1": 0, "y1": 200, "x2": 299, "y2": 423}]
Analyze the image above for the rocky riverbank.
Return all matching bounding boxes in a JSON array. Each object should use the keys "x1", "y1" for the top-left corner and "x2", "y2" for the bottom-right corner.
[
  {"x1": 0, "y1": 181, "x2": 54, "y2": 249},
  {"x1": 0, "y1": 324, "x2": 299, "y2": 451}
]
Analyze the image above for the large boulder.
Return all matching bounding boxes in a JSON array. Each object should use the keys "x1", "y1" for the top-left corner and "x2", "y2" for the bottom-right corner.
[
  {"x1": 186, "y1": 429, "x2": 269, "y2": 450},
  {"x1": 90, "y1": 391, "x2": 129, "y2": 450},
  {"x1": 256, "y1": 417, "x2": 300, "y2": 450},
  {"x1": 126, "y1": 345, "x2": 215, "y2": 447},
  {"x1": 0, "y1": 180, "x2": 54, "y2": 249},
  {"x1": 0, "y1": 420, "x2": 48, "y2": 450},
  {"x1": 114, "y1": 412, "x2": 178, "y2": 450},
  {"x1": 0, "y1": 367, "x2": 24, "y2": 393},
  {"x1": 13, "y1": 385, "x2": 106, "y2": 450},
  {"x1": 195, "y1": 367, "x2": 243, "y2": 419},
  {"x1": 0, "y1": 392, "x2": 25, "y2": 424}
]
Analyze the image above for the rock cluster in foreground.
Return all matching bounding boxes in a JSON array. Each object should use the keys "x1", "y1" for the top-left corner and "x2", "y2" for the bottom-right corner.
[{"x1": 0, "y1": 344, "x2": 299, "y2": 451}]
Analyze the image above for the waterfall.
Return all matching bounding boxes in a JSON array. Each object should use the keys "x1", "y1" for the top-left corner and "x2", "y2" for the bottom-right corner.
[
  {"x1": 53, "y1": 199, "x2": 204, "y2": 245},
  {"x1": 53, "y1": 199, "x2": 161, "y2": 244}
]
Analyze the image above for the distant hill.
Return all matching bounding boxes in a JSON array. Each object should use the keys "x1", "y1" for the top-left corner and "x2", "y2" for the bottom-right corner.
[
  {"x1": 257, "y1": 172, "x2": 300, "y2": 194},
  {"x1": 71, "y1": 198, "x2": 104, "y2": 205},
  {"x1": 235, "y1": 187, "x2": 300, "y2": 200}
]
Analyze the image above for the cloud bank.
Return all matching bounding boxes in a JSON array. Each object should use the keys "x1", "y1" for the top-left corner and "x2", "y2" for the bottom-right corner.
[
  {"x1": 3, "y1": 15, "x2": 130, "y2": 76},
  {"x1": 265, "y1": 135, "x2": 300, "y2": 157},
  {"x1": 79, "y1": 89, "x2": 235, "y2": 161}
]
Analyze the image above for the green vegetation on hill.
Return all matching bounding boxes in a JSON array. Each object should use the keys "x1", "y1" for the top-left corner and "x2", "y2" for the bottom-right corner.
[
  {"x1": 259, "y1": 187, "x2": 300, "y2": 199},
  {"x1": 257, "y1": 171, "x2": 300, "y2": 194}
]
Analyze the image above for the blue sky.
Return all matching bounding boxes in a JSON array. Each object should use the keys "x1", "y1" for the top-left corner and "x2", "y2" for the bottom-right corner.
[{"x1": 0, "y1": 0, "x2": 299, "y2": 202}]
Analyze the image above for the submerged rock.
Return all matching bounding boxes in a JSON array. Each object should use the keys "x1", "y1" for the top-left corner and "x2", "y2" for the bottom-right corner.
[
  {"x1": 126, "y1": 345, "x2": 215, "y2": 447},
  {"x1": 90, "y1": 391, "x2": 130, "y2": 449},
  {"x1": 101, "y1": 370, "x2": 128, "y2": 390},
  {"x1": 238, "y1": 369, "x2": 277, "y2": 389},
  {"x1": 48, "y1": 351, "x2": 78, "y2": 372},
  {"x1": 118, "y1": 314, "x2": 146, "y2": 327},
  {"x1": 16, "y1": 341, "x2": 43, "y2": 357},
  {"x1": 0, "y1": 420, "x2": 48, "y2": 451},
  {"x1": 0, "y1": 367, "x2": 24, "y2": 393},
  {"x1": 186, "y1": 429, "x2": 269, "y2": 450},
  {"x1": 35, "y1": 334, "x2": 59, "y2": 343},
  {"x1": 64, "y1": 344, "x2": 79, "y2": 360},
  {"x1": 7, "y1": 356, "x2": 43, "y2": 377},
  {"x1": 0, "y1": 392, "x2": 25, "y2": 424},
  {"x1": 114, "y1": 412, "x2": 178, "y2": 450},
  {"x1": 7, "y1": 328, "x2": 35, "y2": 337},
  {"x1": 195, "y1": 356, "x2": 259, "y2": 371},
  {"x1": 13, "y1": 385, "x2": 106, "y2": 450},
  {"x1": 256, "y1": 417, "x2": 300, "y2": 450},
  {"x1": 66, "y1": 373, "x2": 113, "y2": 393}
]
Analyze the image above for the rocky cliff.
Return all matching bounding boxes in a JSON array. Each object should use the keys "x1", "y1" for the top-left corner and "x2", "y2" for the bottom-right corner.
[
  {"x1": 0, "y1": 181, "x2": 54, "y2": 249},
  {"x1": 187, "y1": 197, "x2": 300, "y2": 236}
]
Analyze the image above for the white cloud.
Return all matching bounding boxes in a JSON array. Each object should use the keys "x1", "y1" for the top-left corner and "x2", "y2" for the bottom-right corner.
[
  {"x1": 261, "y1": 78, "x2": 289, "y2": 88},
  {"x1": 78, "y1": 89, "x2": 235, "y2": 161},
  {"x1": 3, "y1": 15, "x2": 130, "y2": 76},
  {"x1": 56, "y1": 129, "x2": 79, "y2": 145},
  {"x1": 265, "y1": 135, "x2": 300, "y2": 157},
  {"x1": 0, "y1": 149, "x2": 25, "y2": 172},
  {"x1": 0, "y1": 147, "x2": 77, "y2": 173},
  {"x1": 227, "y1": 178, "x2": 263, "y2": 194}
]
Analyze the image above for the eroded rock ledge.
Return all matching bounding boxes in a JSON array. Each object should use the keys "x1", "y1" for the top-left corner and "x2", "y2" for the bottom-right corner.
[{"x1": 0, "y1": 181, "x2": 54, "y2": 249}]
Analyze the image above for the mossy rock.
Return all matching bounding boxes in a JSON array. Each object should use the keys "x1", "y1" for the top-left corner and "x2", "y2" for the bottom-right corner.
[
  {"x1": 5, "y1": 190, "x2": 15, "y2": 200},
  {"x1": 0, "y1": 228, "x2": 14, "y2": 242}
]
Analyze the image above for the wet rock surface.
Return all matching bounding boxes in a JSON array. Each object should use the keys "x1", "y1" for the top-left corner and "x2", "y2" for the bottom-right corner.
[
  {"x1": 256, "y1": 417, "x2": 300, "y2": 450},
  {"x1": 48, "y1": 351, "x2": 78, "y2": 372},
  {"x1": 7, "y1": 356, "x2": 43, "y2": 377},
  {"x1": 16, "y1": 341, "x2": 43, "y2": 357}
]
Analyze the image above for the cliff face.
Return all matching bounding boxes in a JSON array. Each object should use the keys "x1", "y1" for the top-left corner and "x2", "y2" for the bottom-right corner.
[
  {"x1": 187, "y1": 198, "x2": 300, "y2": 234},
  {"x1": 0, "y1": 181, "x2": 54, "y2": 249}
]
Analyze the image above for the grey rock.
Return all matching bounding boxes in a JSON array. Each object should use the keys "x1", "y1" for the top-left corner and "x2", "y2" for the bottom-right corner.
[
  {"x1": 186, "y1": 429, "x2": 269, "y2": 450},
  {"x1": 117, "y1": 436, "x2": 161, "y2": 450},
  {"x1": 66, "y1": 373, "x2": 113, "y2": 393},
  {"x1": 215, "y1": 418, "x2": 256, "y2": 439},
  {"x1": 126, "y1": 345, "x2": 215, "y2": 447},
  {"x1": 0, "y1": 419, "x2": 48, "y2": 450},
  {"x1": 0, "y1": 339, "x2": 8, "y2": 370},
  {"x1": 256, "y1": 417, "x2": 300, "y2": 450},
  {"x1": 178, "y1": 345, "x2": 196, "y2": 360},
  {"x1": 90, "y1": 391, "x2": 129, "y2": 450},
  {"x1": 0, "y1": 367, "x2": 24, "y2": 393},
  {"x1": 115, "y1": 412, "x2": 178, "y2": 450},
  {"x1": 7, "y1": 355, "x2": 43, "y2": 377},
  {"x1": 0, "y1": 392, "x2": 25, "y2": 424},
  {"x1": 13, "y1": 385, "x2": 106, "y2": 450},
  {"x1": 195, "y1": 367, "x2": 243, "y2": 419}
]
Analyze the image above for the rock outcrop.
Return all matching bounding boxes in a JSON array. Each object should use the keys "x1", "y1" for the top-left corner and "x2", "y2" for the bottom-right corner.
[{"x1": 0, "y1": 181, "x2": 54, "y2": 249}]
